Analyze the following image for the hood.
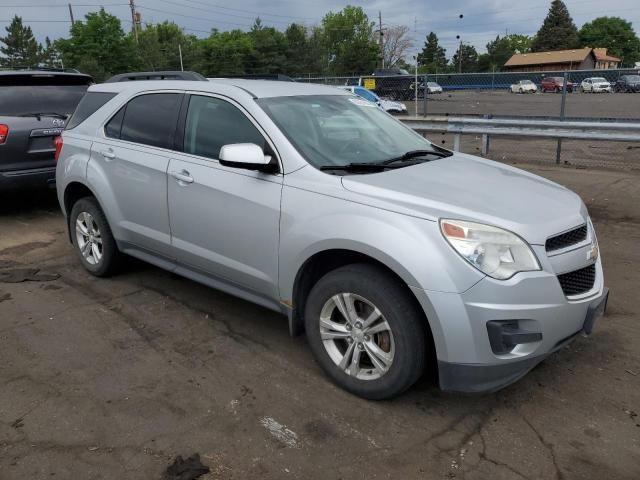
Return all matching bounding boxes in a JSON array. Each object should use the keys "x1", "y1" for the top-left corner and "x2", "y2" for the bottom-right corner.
[{"x1": 341, "y1": 154, "x2": 586, "y2": 245}]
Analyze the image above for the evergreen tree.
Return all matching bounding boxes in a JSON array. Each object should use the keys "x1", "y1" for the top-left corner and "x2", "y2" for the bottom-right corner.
[
  {"x1": 417, "y1": 32, "x2": 447, "y2": 71},
  {"x1": 0, "y1": 15, "x2": 42, "y2": 68},
  {"x1": 531, "y1": 0, "x2": 580, "y2": 52}
]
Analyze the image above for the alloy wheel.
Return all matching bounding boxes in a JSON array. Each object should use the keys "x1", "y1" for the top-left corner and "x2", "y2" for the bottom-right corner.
[
  {"x1": 319, "y1": 293, "x2": 395, "y2": 381},
  {"x1": 75, "y1": 212, "x2": 103, "y2": 265}
]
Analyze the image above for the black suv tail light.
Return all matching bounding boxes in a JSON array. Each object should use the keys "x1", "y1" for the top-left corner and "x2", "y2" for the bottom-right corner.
[
  {"x1": 0, "y1": 124, "x2": 8, "y2": 144},
  {"x1": 54, "y1": 135, "x2": 63, "y2": 161}
]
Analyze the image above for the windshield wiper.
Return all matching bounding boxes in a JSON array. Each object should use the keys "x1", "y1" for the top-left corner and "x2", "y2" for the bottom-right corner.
[
  {"x1": 381, "y1": 149, "x2": 452, "y2": 165},
  {"x1": 19, "y1": 112, "x2": 68, "y2": 120}
]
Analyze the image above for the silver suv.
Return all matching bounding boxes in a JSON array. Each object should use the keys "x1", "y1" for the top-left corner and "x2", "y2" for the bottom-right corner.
[{"x1": 56, "y1": 80, "x2": 608, "y2": 399}]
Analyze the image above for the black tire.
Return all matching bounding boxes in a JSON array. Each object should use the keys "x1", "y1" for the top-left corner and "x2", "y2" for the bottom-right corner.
[
  {"x1": 69, "y1": 196, "x2": 121, "y2": 277},
  {"x1": 304, "y1": 263, "x2": 427, "y2": 400}
]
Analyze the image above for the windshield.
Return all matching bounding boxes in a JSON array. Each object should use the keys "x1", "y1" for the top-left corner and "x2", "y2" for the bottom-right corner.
[
  {"x1": 0, "y1": 85, "x2": 88, "y2": 116},
  {"x1": 427, "y1": 82, "x2": 439, "y2": 87},
  {"x1": 257, "y1": 95, "x2": 436, "y2": 169},
  {"x1": 624, "y1": 75, "x2": 640, "y2": 81},
  {"x1": 522, "y1": 80, "x2": 534, "y2": 85},
  {"x1": 592, "y1": 77, "x2": 607, "y2": 82}
]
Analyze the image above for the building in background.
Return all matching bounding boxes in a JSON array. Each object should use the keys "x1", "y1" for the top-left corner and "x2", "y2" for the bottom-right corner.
[{"x1": 504, "y1": 48, "x2": 620, "y2": 72}]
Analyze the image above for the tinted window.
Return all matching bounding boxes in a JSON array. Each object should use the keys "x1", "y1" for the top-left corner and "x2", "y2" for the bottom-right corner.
[
  {"x1": 0, "y1": 85, "x2": 89, "y2": 116},
  {"x1": 66, "y1": 92, "x2": 116, "y2": 130},
  {"x1": 184, "y1": 95, "x2": 265, "y2": 160},
  {"x1": 119, "y1": 93, "x2": 181, "y2": 149},
  {"x1": 356, "y1": 88, "x2": 378, "y2": 103},
  {"x1": 105, "y1": 107, "x2": 125, "y2": 139}
]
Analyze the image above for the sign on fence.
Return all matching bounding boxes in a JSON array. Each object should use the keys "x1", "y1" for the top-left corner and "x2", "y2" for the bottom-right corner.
[{"x1": 363, "y1": 78, "x2": 376, "y2": 90}]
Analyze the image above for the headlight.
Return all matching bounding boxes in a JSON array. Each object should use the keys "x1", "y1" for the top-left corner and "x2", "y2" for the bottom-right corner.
[{"x1": 440, "y1": 219, "x2": 540, "y2": 280}]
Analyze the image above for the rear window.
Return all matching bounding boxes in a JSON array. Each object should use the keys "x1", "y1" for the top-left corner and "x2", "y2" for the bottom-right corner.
[
  {"x1": 0, "y1": 84, "x2": 89, "y2": 117},
  {"x1": 66, "y1": 92, "x2": 116, "y2": 130}
]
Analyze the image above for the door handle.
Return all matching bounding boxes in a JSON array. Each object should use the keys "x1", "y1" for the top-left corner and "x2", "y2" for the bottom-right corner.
[
  {"x1": 100, "y1": 148, "x2": 116, "y2": 160},
  {"x1": 170, "y1": 170, "x2": 194, "y2": 184}
]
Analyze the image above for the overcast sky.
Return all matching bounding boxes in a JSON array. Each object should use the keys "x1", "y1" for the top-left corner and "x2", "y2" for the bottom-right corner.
[{"x1": 4, "y1": 0, "x2": 640, "y2": 58}]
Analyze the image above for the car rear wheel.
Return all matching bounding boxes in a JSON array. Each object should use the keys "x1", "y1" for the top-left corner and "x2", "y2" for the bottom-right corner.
[
  {"x1": 70, "y1": 197, "x2": 121, "y2": 277},
  {"x1": 304, "y1": 264, "x2": 427, "y2": 400}
]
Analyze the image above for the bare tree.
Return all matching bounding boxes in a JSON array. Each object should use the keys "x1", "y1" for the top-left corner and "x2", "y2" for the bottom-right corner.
[{"x1": 382, "y1": 25, "x2": 413, "y2": 67}]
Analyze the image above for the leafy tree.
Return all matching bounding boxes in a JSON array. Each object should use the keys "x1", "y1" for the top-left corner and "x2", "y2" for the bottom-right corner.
[
  {"x1": 247, "y1": 18, "x2": 287, "y2": 74},
  {"x1": 321, "y1": 6, "x2": 379, "y2": 76},
  {"x1": 57, "y1": 9, "x2": 137, "y2": 81},
  {"x1": 136, "y1": 22, "x2": 201, "y2": 71},
  {"x1": 200, "y1": 29, "x2": 252, "y2": 76},
  {"x1": 0, "y1": 15, "x2": 42, "y2": 68},
  {"x1": 451, "y1": 44, "x2": 479, "y2": 73},
  {"x1": 579, "y1": 17, "x2": 640, "y2": 67},
  {"x1": 417, "y1": 32, "x2": 447, "y2": 72},
  {"x1": 531, "y1": 0, "x2": 580, "y2": 52},
  {"x1": 478, "y1": 34, "x2": 532, "y2": 72}
]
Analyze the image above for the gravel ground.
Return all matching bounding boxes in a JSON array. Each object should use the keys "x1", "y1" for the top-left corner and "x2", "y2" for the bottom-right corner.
[{"x1": 1, "y1": 164, "x2": 639, "y2": 479}]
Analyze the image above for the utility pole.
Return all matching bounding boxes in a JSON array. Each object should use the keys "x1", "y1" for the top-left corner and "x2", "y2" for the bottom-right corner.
[
  {"x1": 178, "y1": 44, "x2": 184, "y2": 71},
  {"x1": 378, "y1": 11, "x2": 384, "y2": 69},
  {"x1": 129, "y1": 0, "x2": 139, "y2": 43},
  {"x1": 458, "y1": 40, "x2": 463, "y2": 73},
  {"x1": 68, "y1": 3, "x2": 75, "y2": 24}
]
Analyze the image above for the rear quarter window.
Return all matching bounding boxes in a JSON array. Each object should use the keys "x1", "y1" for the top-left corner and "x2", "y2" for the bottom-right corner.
[{"x1": 66, "y1": 92, "x2": 116, "y2": 130}]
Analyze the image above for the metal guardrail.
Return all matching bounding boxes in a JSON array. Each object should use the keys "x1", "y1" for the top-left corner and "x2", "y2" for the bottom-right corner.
[{"x1": 400, "y1": 116, "x2": 640, "y2": 159}]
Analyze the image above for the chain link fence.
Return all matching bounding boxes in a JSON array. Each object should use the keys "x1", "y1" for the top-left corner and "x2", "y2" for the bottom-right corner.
[{"x1": 296, "y1": 69, "x2": 640, "y2": 169}]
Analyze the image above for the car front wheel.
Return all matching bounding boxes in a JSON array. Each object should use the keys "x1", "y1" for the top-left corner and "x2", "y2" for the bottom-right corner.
[{"x1": 304, "y1": 264, "x2": 427, "y2": 400}]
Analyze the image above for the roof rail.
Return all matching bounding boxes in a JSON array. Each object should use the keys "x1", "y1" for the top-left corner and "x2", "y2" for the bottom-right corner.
[{"x1": 105, "y1": 71, "x2": 208, "y2": 83}]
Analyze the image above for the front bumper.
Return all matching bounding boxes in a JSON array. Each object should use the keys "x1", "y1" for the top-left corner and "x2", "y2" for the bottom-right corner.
[
  {"x1": 410, "y1": 249, "x2": 607, "y2": 393},
  {"x1": 0, "y1": 166, "x2": 56, "y2": 191}
]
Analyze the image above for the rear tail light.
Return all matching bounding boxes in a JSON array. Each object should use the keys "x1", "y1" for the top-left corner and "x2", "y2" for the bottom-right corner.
[
  {"x1": 54, "y1": 135, "x2": 64, "y2": 162},
  {"x1": 0, "y1": 124, "x2": 8, "y2": 144}
]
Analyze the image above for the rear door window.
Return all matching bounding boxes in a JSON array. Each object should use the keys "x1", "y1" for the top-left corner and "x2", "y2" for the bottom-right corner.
[
  {"x1": 66, "y1": 92, "x2": 116, "y2": 130},
  {"x1": 117, "y1": 93, "x2": 182, "y2": 149}
]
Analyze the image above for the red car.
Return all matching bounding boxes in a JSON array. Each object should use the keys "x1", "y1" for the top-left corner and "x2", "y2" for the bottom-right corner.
[{"x1": 541, "y1": 77, "x2": 575, "y2": 93}]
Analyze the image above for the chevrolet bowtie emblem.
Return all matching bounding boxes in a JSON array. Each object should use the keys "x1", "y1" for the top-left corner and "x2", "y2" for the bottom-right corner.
[{"x1": 587, "y1": 244, "x2": 599, "y2": 261}]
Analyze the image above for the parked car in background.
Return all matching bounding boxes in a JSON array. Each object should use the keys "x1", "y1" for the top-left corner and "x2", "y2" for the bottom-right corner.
[
  {"x1": 614, "y1": 75, "x2": 640, "y2": 93},
  {"x1": 425, "y1": 82, "x2": 443, "y2": 94},
  {"x1": 339, "y1": 85, "x2": 408, "y2": 114},
  {"x1": 580, "y1": 77, "x2": 612, "y2": 93},
  {"x1": 0, "y1": 70, "x2": 93, "y2": 191},
  {"x1": 541, "y1": 77, "x2": 575, "y2": 93},
  {"x1": 510, "y1": 80, "x2": 537, "y2": 94},
  {"x1": 57, "y1": 79, "x2": 607, "y2": 399}
]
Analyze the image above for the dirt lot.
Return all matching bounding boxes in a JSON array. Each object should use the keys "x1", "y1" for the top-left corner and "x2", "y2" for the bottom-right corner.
[
  {"x1": 1, "y1": 164, "x2": 639, "y2": 479},
  {"x1": 399, "y1": 91, "x2": 640, "y2": 169},
  {"x1": 404, "y1": 90, "x2": 640, "y2": 119}
]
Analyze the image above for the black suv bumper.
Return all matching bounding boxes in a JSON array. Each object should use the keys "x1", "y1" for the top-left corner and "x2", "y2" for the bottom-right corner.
[{"x1": 0, "y1": 166, "x2": 56, "y2": 191}]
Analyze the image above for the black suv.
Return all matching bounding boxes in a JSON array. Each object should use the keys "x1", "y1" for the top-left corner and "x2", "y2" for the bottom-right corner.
[
  {"x1": 614, "y1": 75, "x2": 640, "y2": 93},
  {"x1": 0, "y1": 70, "x2": 93, "y2": 191},
  {"x1": 363, "y1": 68, "x2": 415, "y2": 100}
]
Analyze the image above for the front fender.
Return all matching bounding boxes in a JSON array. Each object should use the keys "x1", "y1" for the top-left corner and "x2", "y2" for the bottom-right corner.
[{"x1": 278, "y1": 184, "x2": 484, "y2": 304}]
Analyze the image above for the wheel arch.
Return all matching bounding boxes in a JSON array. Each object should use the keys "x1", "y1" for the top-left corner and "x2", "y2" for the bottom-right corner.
[
  {"x1": 63, "y1": 181, "x2": 100, "y2": 242},
  {"x1": 288, "y1": 247, "x2": 438, "y2": 378}
]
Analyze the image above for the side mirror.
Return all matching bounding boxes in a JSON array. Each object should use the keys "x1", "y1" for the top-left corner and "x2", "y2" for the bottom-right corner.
[{"x1": 219, "y1": 143, "x2": 277, "y2": 173}]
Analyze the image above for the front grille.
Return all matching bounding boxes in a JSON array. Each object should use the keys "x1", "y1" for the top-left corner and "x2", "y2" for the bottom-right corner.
[
  {"x1": 557, "y1": 264, "x2": 596, "y2": 296},
  {"x1": 546, "y1": 225, "x2": 587, "y2": 252}
]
